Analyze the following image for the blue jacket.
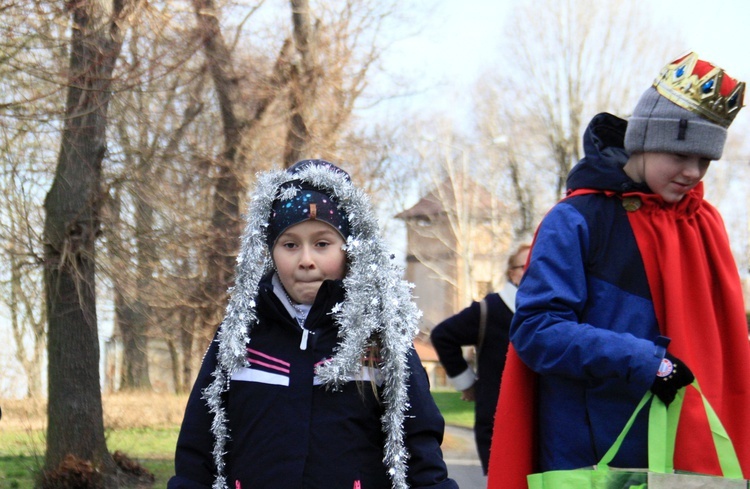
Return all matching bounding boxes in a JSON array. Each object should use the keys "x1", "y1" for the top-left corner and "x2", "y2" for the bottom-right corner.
[
  {"x1": 169, "y1": 275, "x2": 457, "y2": 489},
  {"x1": 510, "y1": 113, "x2": 666, "y2": 471}
]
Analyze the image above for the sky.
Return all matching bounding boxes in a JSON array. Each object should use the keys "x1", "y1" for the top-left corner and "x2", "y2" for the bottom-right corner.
[{"x1": 377, "y1": 0, "x2": 750, "y2": 121}]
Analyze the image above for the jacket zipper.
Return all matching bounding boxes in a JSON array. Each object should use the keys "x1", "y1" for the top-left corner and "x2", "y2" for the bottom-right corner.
[{"x1": 300, "y1": 327, "x2": 314, "y2": 350}]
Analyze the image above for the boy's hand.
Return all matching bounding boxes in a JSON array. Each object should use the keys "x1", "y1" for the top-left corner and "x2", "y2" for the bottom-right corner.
[{"x1": 650, "y1": 353, "x2": 694, "y2": 406}]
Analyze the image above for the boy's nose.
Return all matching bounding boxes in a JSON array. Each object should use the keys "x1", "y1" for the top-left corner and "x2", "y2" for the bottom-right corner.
[
  {"x1": 681, "y1": 156, "x2": 707, "y2": 179},
  {"x1": 683, "y1": 161, "x2": 702, "y2": 178}
]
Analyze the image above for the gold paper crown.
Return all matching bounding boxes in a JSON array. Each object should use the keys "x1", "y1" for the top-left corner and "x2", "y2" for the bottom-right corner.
[{"x1": 653, "y1": 52, "x2": 745, "y2": 128}]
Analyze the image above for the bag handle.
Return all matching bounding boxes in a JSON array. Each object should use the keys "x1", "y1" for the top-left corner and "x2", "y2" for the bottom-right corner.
[
  {"x1": 648, "y1": 380, "x2": 743, "y2": 478},
  {"x1": 597, "y1": 380, "x2": 743, "y2": 478},
  {"x1": 596, "y1": 389, "x2": 653, "y2": 469}
]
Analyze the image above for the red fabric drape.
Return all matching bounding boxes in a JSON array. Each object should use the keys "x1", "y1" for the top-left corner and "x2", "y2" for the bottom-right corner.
[
  {"x1": 625, "y1": 183, "x2": 750, "y2": 477},
  {"x1": 486, "y1": 346, "x2": 537, "y2": 489}
]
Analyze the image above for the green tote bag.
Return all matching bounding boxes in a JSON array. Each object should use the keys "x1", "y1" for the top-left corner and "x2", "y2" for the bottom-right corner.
[{"x1": 526, "y1": 381, "x2": 748, "y2": 489}]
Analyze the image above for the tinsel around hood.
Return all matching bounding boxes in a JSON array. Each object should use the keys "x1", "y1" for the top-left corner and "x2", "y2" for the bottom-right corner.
[{"x1": 202, "y1": 162, "x2": 422, "y2": 489}]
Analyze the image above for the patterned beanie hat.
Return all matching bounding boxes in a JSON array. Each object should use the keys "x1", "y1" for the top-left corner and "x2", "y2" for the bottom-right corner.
[
  {"x1": 624, "y1": 52, "x2": 744, "y2": 160},
  {"x1": 266, "y1": 160, "x2": 351, "y2": 248}
]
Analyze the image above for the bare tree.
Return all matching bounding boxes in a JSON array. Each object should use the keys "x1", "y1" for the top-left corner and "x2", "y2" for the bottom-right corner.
[
  {"x1": 191, "y1": 0, "x2": 408, "y2": 351},
  {"x1": 3, "y1": 175, "x2": 46, "y2": 399},
  {"x1": 0, "y1": 0, "x2": 429, "y2": 402},
  {"x1": 492, "y1": 0, "x2": 677, "y2": 199},
  {"x1": 102, "y1": 7, "x2": 214, "y2": 391},
  {"x1": 396, "y1": 120, "x2": 512, "y2": 329},
  {"x1": 190, "y1": 0, "x2": 272, "y2": 348},
  {"x1": 0, "y1": 0, "x2": 73, "y2": 400},
  {"x1": 43, "y1": 0, "x2": 132, "y2": 477},
  {"x1": 473, "y1": 77, "x2": 544, "y2": 240}
]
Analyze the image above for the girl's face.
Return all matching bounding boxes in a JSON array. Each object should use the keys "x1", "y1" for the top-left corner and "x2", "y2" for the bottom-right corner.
[
  {"x1": 272, "y1": 219, "x2": 347, "y2": 305},
  {"x1": 624, "y1": 152, "x2": 710, "y2": 203}
]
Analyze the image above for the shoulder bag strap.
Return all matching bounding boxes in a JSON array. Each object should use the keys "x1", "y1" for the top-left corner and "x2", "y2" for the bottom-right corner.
[{"x1": 476, "y1": 299, "x2": 488, "y2": 364}]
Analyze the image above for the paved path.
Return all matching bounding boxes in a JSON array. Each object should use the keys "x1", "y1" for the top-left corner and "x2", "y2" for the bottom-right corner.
[{"x1": 441, "y1": 425, "x2": 486, "y2": 489}]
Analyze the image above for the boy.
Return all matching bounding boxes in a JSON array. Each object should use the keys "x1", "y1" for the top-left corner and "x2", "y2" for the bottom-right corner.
[
  {"x1": 487, "y1": 52, "x2": 750, "y2": 488},
  {"x1": 170, "y1": 160, "x2": 457, "y2": 489}
]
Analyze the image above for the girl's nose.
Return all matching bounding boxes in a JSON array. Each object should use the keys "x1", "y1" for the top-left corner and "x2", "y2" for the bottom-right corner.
[{"x1": 298, "y1": 245, "x2": 315, "y2": 268}]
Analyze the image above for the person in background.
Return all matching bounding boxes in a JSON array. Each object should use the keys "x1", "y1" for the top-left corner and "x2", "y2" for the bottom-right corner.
[
  {"x1": 487, "y1": 52, "x2": 750, "y2": 488},
  {"x1": 169, "y1": 160, "x2": 457, "y2": 489},
  {"x1": 430, "y1": 243, "x2": 530, "y2": 475}
]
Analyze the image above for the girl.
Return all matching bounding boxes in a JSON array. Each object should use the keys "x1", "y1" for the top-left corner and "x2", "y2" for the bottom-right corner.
[{"x1": 169, "y1": 159, "x2": 457, "y2": 489}]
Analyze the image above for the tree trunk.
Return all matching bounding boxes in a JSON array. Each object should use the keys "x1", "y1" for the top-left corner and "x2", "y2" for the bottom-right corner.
[
  {"x1": 43, "y1": 0, "x2": 128, "y2": 477},
  {"x1": 118, "y1": 295, "x2": 152, "y2": 390},
  {"x1": 192, "y1": 0, "x2": 246, "y2": 344},
  {"x1": 283, "y1": 0, "x2": 315, "y2": 167},
  {"x1": 190, "y1": 0, "x2": 309, "y2": 351},
  {"x1": 118, "y1": 189, "x2": 155, "y2": 390}
]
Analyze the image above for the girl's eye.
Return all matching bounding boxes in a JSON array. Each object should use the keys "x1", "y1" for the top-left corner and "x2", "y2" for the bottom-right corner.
[{"x1": 316, "y1": 241, "x2": 330, "y2": 248}]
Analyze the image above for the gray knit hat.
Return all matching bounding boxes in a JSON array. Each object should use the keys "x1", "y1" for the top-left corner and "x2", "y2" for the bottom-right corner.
[
  {"x1": 624, "y1": 86, "x2": 727, "y2": 160},
  {"x1": 624, "y1": 52, "x2": 745, "y2": 160}
]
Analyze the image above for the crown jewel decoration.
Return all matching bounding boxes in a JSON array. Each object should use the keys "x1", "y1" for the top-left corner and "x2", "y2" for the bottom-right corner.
[{"x1": 653, "y1": 52, "x2": 745, "y2": 128}]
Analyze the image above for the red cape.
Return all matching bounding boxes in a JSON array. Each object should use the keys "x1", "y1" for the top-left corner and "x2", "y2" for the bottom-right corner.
[{"x1": 487, "y1": 184, "x2": 750, "y2": 488}]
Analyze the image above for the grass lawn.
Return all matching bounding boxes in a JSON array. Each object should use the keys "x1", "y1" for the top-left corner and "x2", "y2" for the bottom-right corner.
[
  {"x1": 431, "y1": 390, "x2": 474, "y2": 428},
  {"x1": 0, "y1": 454, "x2": 41, "y2": 489},
  {"x1": 0, "y1": 427, "x2": 179, "y2": 488},
  {"x1": 0, "y1": 391, "x2": 472, "y2": 487}
]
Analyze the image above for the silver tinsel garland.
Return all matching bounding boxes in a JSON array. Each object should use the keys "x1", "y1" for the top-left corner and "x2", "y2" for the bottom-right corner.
[{"x1": 203, "y1": 163, "x2": 422, "y2": 489}]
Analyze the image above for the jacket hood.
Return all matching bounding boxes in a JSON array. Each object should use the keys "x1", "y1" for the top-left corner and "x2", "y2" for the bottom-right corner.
[{"x1": 567, "y1": 113, "x2": 649, "y2": 194}]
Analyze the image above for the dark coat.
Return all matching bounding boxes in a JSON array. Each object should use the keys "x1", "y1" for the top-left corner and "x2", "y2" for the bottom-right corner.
[
  {"x1": 430, "y1": 290, "x2": 513, "y2": 473},
  {"x1": 168, "y1": 276, "x2": 457, "y2": 489}
]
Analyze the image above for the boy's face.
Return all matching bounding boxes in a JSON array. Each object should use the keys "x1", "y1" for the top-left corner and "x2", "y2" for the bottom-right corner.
[
  {"x1": 272, "y1": 219, "x2": 347, "y2": 305},
  {"x1": 625, "y1": 152, "x2": 710, "y2": 203}
]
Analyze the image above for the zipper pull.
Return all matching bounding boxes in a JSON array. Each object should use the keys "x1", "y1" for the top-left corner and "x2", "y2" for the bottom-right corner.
[{"x1": 300, "y1": 327, "x2": 312, "y2": 350}]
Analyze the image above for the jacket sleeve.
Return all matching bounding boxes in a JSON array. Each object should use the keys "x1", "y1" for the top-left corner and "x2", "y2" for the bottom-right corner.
[
  {"x1": 167, "y1": 337, "x2": 220, "y2": 489},
  {"x1": 511, "y1": 201, "x2": 662, "y2": 392},
  {"x1": 402, "y1": 348, "x2": 459, "y2": 489},
  {"x1": 430, "y1": 301, "x2": 481, "y2": 390}
]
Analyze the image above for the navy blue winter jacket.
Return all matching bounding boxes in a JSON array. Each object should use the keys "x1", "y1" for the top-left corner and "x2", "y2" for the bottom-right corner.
[
  {"x1": 168, "y1": 275, "x2": 457, "y2": 489},
  {"x1": 510, "y1": 113, "x2": 667, "y2": 472}
]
